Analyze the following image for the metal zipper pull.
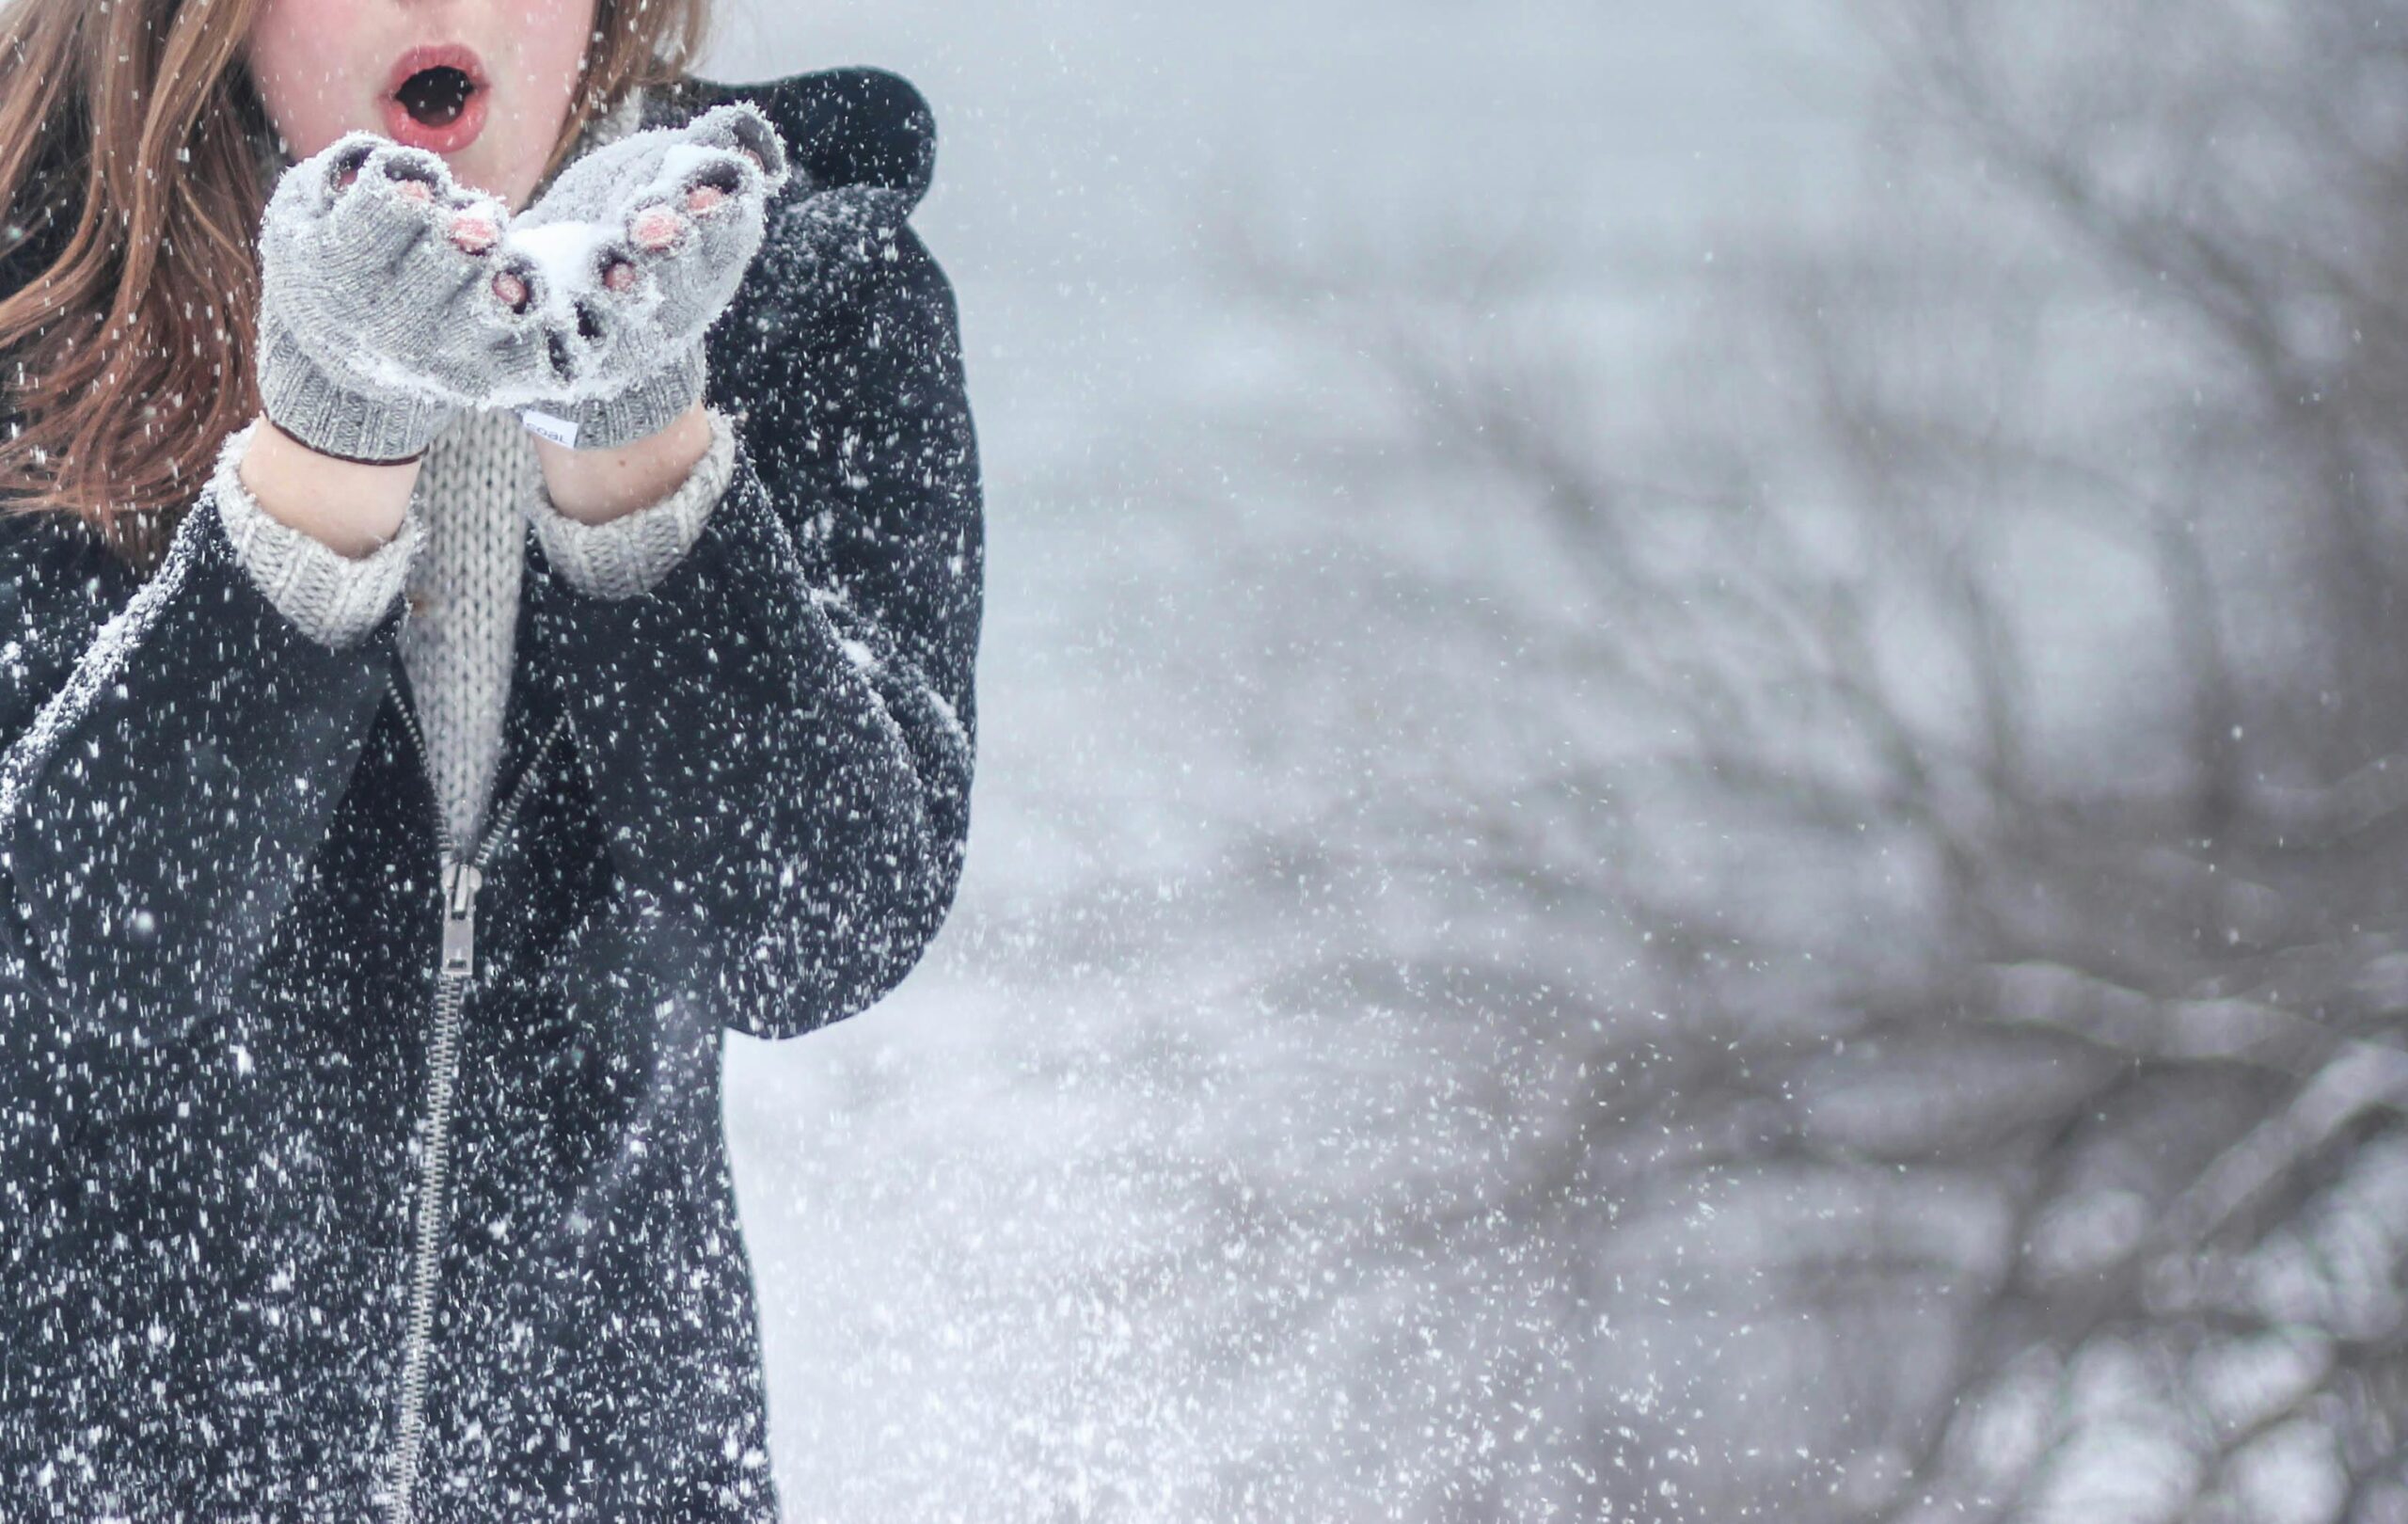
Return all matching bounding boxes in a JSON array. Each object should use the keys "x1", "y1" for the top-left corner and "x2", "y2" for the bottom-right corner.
[{"x1": 440, "y1": 858, "x2": 481, "y2": 981}]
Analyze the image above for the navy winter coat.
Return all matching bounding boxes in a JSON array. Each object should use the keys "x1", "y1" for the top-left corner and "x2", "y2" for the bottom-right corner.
[{"x1": 0, "y1": 68, "x2": 981, "y2": 1520}]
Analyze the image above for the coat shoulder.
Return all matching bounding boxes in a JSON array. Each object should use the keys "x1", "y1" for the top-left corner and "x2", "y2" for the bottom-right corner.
[{"x1": 644, "y1": 67, "x2": 939, "y2": 214}]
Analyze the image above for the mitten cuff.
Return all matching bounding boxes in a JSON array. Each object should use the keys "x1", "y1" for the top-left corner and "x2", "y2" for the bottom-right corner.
[
  {"x1": 256, "y1": 315, "x2": 450, "y2": 465},
  {"x1": 525, "y1": 406, "x2": 737, "y2": 599},
  {"x1": 565, "y1": 342, "x2": 709, "y2": 452},
  {"x1": 212, "y1": 420, "x2": 425, "y2": 650}
]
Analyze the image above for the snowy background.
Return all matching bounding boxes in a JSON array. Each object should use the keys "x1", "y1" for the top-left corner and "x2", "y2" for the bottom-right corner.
[{"x1": 706, "y1": 2, "x2": 2408, "y2": 1520}]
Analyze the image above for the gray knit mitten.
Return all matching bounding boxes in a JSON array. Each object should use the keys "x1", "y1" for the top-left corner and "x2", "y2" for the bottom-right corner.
[
  {"x1": 483, "y1": 103, "x2": 792, "y2": 450},
  {"x1": 256, "y1": 134, "x2": 517, "y2": 464}
]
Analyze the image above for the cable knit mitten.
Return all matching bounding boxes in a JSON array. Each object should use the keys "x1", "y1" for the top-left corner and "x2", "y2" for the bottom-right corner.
[
  {"x1": 484, "y1": 103, "x2": 792, "y2": 450},
  {"x1": 256, "y1": 135, "x2": 517, "y2": 463}
]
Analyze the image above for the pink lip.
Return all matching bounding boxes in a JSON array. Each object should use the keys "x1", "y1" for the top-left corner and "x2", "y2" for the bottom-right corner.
[{"x1": 381, "y1": 43, "x2": 488, "y2": 155}]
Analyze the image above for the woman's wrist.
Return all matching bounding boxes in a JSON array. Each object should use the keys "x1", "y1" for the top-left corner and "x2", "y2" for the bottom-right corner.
[
  {"x1": 236, "y1": 415, "x2": 421, "y2": 559},
  {"x1": 531, "y1": 400, "x2": 714, "y2": 525}
]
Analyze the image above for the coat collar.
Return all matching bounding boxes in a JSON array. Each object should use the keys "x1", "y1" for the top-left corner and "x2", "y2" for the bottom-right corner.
[{"x1": 642, "y1": 68, "x2": 938, "y2": 220}]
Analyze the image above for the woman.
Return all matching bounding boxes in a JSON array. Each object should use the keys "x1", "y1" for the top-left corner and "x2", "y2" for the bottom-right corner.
[{"x1": 0, "y1": 0, "x2": 982, "y2": 1516}]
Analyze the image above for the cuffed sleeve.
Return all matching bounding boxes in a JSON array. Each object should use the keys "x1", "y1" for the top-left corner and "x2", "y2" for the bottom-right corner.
[
  {"x1": 520, "y1": 406, "x2": 737, "y2": 600},
  {"x1": 213, "y1": 421, "x2": 425, "y2": 652},
  {"x1": 528, "y1": 219, "x2": 981, "y2": 1040}
]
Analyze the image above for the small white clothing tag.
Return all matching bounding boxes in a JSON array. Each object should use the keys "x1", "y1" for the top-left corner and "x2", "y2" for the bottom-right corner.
[{"x1": 519, "y1": 409, "x2": 580, "y2": 449}]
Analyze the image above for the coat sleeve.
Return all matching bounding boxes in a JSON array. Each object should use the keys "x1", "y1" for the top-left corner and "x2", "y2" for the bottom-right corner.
[
  {"x1": 0, "y1": 484, "x2": 405, "y2": 1036},
  {"x1": 528, "y1": 217, "x2": 984, "y2": 1040}
]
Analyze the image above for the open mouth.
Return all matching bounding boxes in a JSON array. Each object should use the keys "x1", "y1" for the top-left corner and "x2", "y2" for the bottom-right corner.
[
  {"x1": 397, "y1": 66, "x2": 476, "y2": 127},
  {"x1": 383, "y1": 45, "x2": 488, "y2": 153}
]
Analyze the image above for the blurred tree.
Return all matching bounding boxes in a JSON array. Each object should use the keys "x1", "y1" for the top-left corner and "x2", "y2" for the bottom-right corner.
[{"x1": 1220, "y1": 0, "x2": 2408, "y2": 1517}]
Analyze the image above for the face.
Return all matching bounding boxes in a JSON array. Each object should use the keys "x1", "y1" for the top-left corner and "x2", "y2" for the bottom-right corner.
[{"x1": 245, "y1": 0, "x2": 598, "y2": 211}]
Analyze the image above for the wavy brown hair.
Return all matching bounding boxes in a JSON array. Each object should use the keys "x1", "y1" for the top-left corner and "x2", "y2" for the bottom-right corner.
[{"x1": 0, "y1": 0, "x2": 712, "y2": 571}]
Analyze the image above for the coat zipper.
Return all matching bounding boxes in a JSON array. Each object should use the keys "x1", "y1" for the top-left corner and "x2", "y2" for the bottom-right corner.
[{"x1": 379, "y1": 671, "x2": 573, "y2": 1524}]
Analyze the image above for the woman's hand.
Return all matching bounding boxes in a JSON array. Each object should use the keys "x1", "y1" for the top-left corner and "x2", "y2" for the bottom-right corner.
[
  {"x1": 253, "y1": 133, "x2": 516, "y2": 465},
  {"x1": 483, "y1": 103, "x2": 793, "y2": 452}
]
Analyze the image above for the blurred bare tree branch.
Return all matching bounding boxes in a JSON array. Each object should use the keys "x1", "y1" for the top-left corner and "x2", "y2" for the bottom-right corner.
[{"x1": 1207, "y1": 0, "x2": 2408, "y2": 1517}]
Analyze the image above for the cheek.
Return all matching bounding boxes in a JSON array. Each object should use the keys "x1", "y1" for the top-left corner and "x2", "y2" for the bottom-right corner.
[
  {"x1": 246, "y1": 0, "x2": 362, "y2": 159},
  {"x1": 483, "y1": 0, "x2": 596, "y2": 196},
  {"x1": 499, "y1": 0, "x2": 596, "y2": 105}
]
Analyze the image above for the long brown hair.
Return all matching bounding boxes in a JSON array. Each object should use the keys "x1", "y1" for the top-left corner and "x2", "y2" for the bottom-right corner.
[{"x1": 0, "y1": 0, "x2": 712, "y2": 571}]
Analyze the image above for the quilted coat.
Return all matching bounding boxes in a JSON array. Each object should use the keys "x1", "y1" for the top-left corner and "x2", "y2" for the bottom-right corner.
[{"x1": 0, "y1": 67, "x2": 981, "y2": 1521}]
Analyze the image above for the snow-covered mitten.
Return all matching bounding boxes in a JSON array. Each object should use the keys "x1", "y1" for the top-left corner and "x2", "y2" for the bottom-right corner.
[
  {"x1": 255, "y1": 134, "x2": 515, "y2": 464},
  {"x1": 483, "y1": 102, "x2": 792, "y2": 451}
]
